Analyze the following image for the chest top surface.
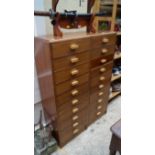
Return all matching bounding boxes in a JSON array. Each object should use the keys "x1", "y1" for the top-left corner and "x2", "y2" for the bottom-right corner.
[{"x1": 36, "y1": 32, "x2": 116, "y2": 43}]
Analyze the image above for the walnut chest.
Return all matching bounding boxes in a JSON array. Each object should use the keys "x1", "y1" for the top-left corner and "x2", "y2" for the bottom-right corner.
[{"x1": 35, "y1": 32, "x2": 116, "y2": 147}]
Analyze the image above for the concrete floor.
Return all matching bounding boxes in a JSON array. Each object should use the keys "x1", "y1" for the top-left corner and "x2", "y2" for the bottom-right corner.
[{"x1": 52, "y1": 96, "x2": 121, "y2": 155}]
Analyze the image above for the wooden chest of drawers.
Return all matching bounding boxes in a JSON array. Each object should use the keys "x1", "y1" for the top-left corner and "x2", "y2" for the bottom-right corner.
[{"x1": 35, "y1": 32, "x2": 116, "y2": 147}]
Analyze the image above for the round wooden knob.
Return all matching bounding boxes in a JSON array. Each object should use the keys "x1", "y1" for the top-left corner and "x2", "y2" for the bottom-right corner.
[
  {"x1": 98, "y1": 92, "x2": 104, "y2": 96},
  {"x1": 71, "y1": 89, "x2": 79, "y2": 96},
  {"x1": 99, "y1": 84, "x2": 104, "y2": 89},
  {"x1": 70, "y1": 69, "x2": 79, "y2": 75},
  {"x1": 72, "y1": 107, "x2": 79, "y2": 113},
  {"x1": 73, "y1": 122, "x2": 79, "y2": 127},
  {"x1": 72, "y1": 115, "x2": 79, "y2": 121},
  {"x1": 98, "y1": 99, "x2": 103, "y2": 103},
  {"x1": 71, "y1": 80, "x2": 79, "y2": 86},
  {"x1": 73, "y1": 129, "x2": 79, "y2": 134},
  {"x1": 70, "y1": 57, "x2": 79, "y2": 63},
  {"x1": 97, "y1": 105, "x2": 102, "y2": 110},
  {"x1": 102, "y1": 38, "x2": 109, "y2": 43},
  {"x1": 70, "y1": 43, "x2": 79, "y2": 50},
  {"x1": 66, "y1": 25, "x2": 71, "y2": 29},
  {"x1": 101, "y1": 48, "x2": 108, "y2": 54},
  {"x1": 97, "y1": 112, "x2": 101, "y2": 116},
  {"x1": 101, "y1": 59, "x2": 107, "y2": 64},
  {"x1": 72, "y1": 99, "x2": 79, "y2": 105},
  {"x1": 100, "y1": 76, "x2": 105, "y2": 81},
  {"x1": 100, "y1": 68, "x2": 106, "y2": 73}
]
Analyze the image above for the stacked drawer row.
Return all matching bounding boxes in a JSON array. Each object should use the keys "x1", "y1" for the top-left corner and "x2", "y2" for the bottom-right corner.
[
  {"x1": 89, "y1": 34, "x2": 116, "y2": 124},
  {"x1": 35, "y1": 32, "x2": 116, "y2": 147},
  {"x1": 51, "y1": 38, "x2": 91, "y2": 146}
]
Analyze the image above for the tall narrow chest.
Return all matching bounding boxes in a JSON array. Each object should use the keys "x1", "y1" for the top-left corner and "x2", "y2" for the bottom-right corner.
[{"x1": 35, "y1": 32, "x2": 116, "y2": 147}]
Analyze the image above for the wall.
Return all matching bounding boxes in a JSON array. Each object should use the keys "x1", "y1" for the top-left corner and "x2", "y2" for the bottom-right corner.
[{"x1": 34, "y1": 0, "x2": 87, "y2": 124}]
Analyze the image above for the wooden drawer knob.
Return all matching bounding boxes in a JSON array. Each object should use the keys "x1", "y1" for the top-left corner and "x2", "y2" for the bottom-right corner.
[
  {"x1": 66, "y1": 25, "x2": 70, "y2": 29},
  {"x1": 98, "y1": 99, "x2": 103, "y2": 103},
  {"x1": 99, "y1": 84, "x2": 104, "y2": 89},
  {"x1": 102, "y1": 38, "x2": 109, "y2": 43},
  {"x1": 70, "y1": 57, "x2": 79, "y2": 63},
  {"x1": 70, "y1": 43, "x2": 79, "y2": 50},
  {"x1": 71, "y1": 80, "x2": 79, "y2": 86},
  {"x1": 97, "y1": 105, "x2": 102, "y2": 110},
  {"x1": 73, "y1": 129, "x2": 79, "y2": 134},
  {"x1": 71, "y1": 89, "x2": 79, "y2": 96},
  {"x1": 97, "y1": 112, "x2": 101, "y2": 116},
  {"x1": 101, "y1": 48, "x2": 108, "y2": 54},
  {"x1": 100, "y1": 68, "x2": 106, "y2": 73},
  {"x1": 72, "y1": 115, "x2": 79, "y2": 121},
  {"x1": 101, "y1": 59, "x2": 107, "y2": 64},
  {"x1": 70, "y1": 69, "x2": 79, "y2": 75},
  {"x1": 100, "y1": 76, "x2": 105, "y2": 81},
  {"x1": 98, "y1": 92, "x2": 104, "y2": 96},
  {"x1": 72, "y1": 107, "x2": 79, "y2": 113},
  {"x1": 72, "y1": 99, "x2": 79, "y2": 105},
  {"x1": 73, "y1": 122, "x2": 79, "y2": 127}
]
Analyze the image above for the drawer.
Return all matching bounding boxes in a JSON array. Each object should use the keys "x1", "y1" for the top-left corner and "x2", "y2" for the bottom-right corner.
[
  {"x1": 56, "y1": 92, "x2": 89, "y2": 112},
  {"x1": 90, "y1": 83, "x2": 110, "y2": 103},
  {"x1": 91, "y1": 53, "x2": 114, "y2": 68},
  {"x1": 90, "y1": 90, "x2": 109, "y2": 106},
  {"x1": 91, "y1": 45, "x2": 115, "y2": 60},
  {"x1": 55, "y1": 123, "x2": 86, "y2": 147},
  {"x1": 51, "y1": 38, "x2": 90, "y2": 59},
  {"x1": 56, "y1": 108, "x2": 88, "y2": 131},
  {"x1": 56, "y1": 83, "x2": 89, "y2": 107},
  {"x1": 91, "y1": 61, "x2": 113, "y2": 78},
  {"x1": 55, "y1": 73, "x2": 89, "y2": 96},
  {"x1": 90, "y1": 71, "x2": 112, "y2": 88},
  {"x1": 91, "y1": 33, "x2": 116, "y2": 48},
  {"x1": 54, "y1": 63, "x2": 89, "y2": 84},
  {"x1": 53, "y1": 52, "x2": 90, "y2": 71},
  {"x1": 90, "y1": 101, "x2": 107, "y2": 112},
  {"x1": 88, "y1": 103, "x2": 107, "y2": 124},
  {"x1": 56, "y1": 93, "x2": 89, "y2": 121}
]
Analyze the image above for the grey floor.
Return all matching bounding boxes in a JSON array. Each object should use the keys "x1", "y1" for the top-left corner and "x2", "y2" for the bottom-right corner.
[{"x1": 52, "y1": 96, "x2": 121, "y2": 155}]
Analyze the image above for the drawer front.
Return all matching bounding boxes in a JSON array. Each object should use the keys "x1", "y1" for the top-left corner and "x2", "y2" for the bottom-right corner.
[
  {"x1": 55, "y1": 73, "x2": 89, "y2": 96},
  {"x1": 56, "y1": 83, "x2": 89, "y2": 107},
  {"x1": 90, "y1": 89, "x2": 109, "y2": 106},
  {"x1": 90, "y1": 83, "x2": 110, "y2": 103},
  {"x1": 88, "y1": 102, "x2": 107, "y2": 124},
  {"x1": 90, "y1": 70, "x2": 112, "y2": 88},
  {"x1": 91, "y1": 53, "x2": 114, "y2": 68},
  {"x1": 54, "y1": 63, "x2": 89, "y2": 84},
  {"x1": 57, "y1": 94, "x2": 89, "y2": 121},
  {"x1": 56, "y1": 123, "x2": 86, "y2": 147},
  {"x1": 90, "y1": 101, "x2": 107, "y2": 113},
  {"x1": 53, "y1": 52, "x2": 90, "y2": 71},
  {"x1": 51, "y1": 38, "x2": 90, "y2": 59},
  {"x1": 91, "y1": 45, "x2": 115, "y2": 60},
  {"x1": 56, "y1": 92, "x2": 89, "y2": 113},
  {"x1": 88, "y1": 82, "x2": 109, "y2": 125},
  {"x1": 91, "y1": 61, "x2": 113, "y2": 78},
  {"x1": 56, "y1": 108, "x2": 88, "y2": 131},
  {"x1": 91, "y1": 34, "x2": 116, "y2": 48}
]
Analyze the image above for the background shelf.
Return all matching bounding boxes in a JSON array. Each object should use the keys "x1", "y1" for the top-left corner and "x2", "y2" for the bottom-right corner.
[
  {"x1": 109, "y1": 91, "x2": 121, "y2": 100},
  {"x1": 111, "y1": 74, "x2": 121, "y2": 82},
  {"x1": 114, "y1": 52, "x2": 121, "y2": 60},
  {"x1": 116, "y1": 32, "x2": 121, "y2": 35}
]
